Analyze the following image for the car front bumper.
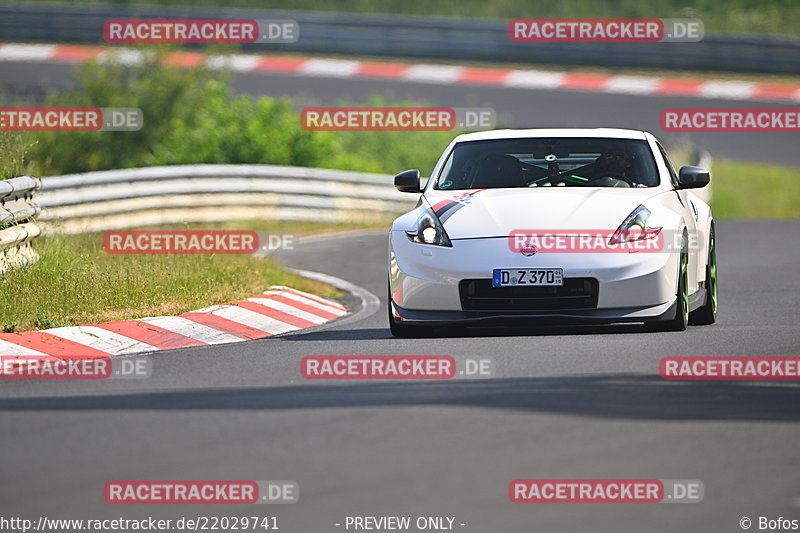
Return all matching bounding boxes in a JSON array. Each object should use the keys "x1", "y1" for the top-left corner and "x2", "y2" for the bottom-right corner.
[{"x1": 389, "y1": 230, "x2": 681, "y2": 323}]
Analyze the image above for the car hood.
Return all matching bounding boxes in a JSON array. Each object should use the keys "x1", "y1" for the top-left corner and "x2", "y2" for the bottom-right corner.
[{"x1": 426, "y1": 188, "x2": 660, "y2": 239}]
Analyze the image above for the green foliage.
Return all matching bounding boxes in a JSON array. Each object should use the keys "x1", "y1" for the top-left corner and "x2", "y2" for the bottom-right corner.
[
  {"x1": 33, "y1": 315, "x2": 71, "y2": 329},
  {"x1": 323, "y1": 95, "x2": 456, "y2": 176},
  {"x1": 146, "y1": 81, "x2": 334, "y2": 168},
  {"x1": 328, "y1": 127, "x2": 451, "y2": 176},
  {"x1": 30, "y1": 48, "x2": 226, "y2": 174},
  {"x1": 28, "y1": 52, "x2": 458, "y2": 177},
  {"x1": 0, "y1": 132, "x2": 34, "y2": 179}
]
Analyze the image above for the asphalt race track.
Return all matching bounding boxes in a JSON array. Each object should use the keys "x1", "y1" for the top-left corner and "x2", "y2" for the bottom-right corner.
[
  {"x1": 0, "y1": 60, "x2": 799, "y2": 166},
  {"x1": 1, "y1": 55, "x2": 799, "y2": 532},
  {"x1": 1, "y1": 220, "x2": 799, "y2": 532}
]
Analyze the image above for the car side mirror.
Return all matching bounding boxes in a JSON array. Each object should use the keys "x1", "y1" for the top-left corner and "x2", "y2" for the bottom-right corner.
[
  {"x1": 677, "y1": 166, "x2": 710, "y2": 189},
  {"x1": 394, "y1": 169, "x2": 422, "y2": 193}
]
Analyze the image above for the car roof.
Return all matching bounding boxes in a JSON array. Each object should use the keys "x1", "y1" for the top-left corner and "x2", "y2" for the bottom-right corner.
[{"x1": 453, "y1": 128, "x2": 650, "y2": 142}]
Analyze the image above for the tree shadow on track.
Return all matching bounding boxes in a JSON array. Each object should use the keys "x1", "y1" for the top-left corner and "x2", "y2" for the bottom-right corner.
[{"x1": 2, "y1": 374, "x2": 799, "y2": 422}]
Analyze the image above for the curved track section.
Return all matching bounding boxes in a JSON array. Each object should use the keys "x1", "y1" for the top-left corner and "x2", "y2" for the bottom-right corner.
[{"x1": 1, "y1": 221, "x2": 799, "y2": 532}]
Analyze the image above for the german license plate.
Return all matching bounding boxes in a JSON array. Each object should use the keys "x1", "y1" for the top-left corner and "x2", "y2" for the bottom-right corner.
[{"x1": 492, "y1": 268, "x2": 563, "y2": 287}]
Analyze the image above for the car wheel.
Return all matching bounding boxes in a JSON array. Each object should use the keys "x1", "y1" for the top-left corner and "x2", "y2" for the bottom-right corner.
[
  {"x1": 689, "y1": 225, "x2": 717, "y2": 326},
  {"x1": 647, "y1": 246, "x2": 689, "y2": 332}
]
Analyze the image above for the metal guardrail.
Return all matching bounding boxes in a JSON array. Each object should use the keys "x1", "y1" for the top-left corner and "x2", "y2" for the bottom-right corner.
[
  {"x1": 1, "y1": 2, "x2": 799, "y2": 74},
  {"x1": 0, "y1": 175, "x2": 42, "y2": 273},
  {"x1": 1, "y1": 149, "x2": 708, "y2": 268},
  {"x1": 37, "y1": 151, "x2": 712, "y2": 235},
  {"x1": 37, "y1": 164, "x2": 415, "y2": 233}
]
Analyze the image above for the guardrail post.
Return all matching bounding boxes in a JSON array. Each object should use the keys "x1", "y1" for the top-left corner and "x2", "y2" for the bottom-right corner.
[{"x1": 0, "y1": 176, "x2": 42, "y2": 274}]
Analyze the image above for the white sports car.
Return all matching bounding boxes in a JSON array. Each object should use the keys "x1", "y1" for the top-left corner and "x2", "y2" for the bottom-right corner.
[{"x1": 388, "y1": 128, "x2": 717, "y2": 336}]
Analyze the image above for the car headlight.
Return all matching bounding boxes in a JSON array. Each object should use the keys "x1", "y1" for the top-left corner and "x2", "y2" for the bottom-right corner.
[
  {"x1": 609, "y1": 204, "x2": 662, "y2": 245},
  {"x1": 406, "y1": 205, "x2": 452, "y2": 247}
]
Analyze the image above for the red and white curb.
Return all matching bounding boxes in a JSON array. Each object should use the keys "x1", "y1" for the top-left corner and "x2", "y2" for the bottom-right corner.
[
  {"x1": 1, "y1": 42, "x2": 798, "y2": 102},
  {"x1": 0, "y1": 286, "x2": 347, "y2": 360}
]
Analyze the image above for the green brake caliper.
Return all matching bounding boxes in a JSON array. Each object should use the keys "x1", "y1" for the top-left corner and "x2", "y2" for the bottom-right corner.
[
  {"x1": 682, "y1": 253, "x2": 689, "y2": 320},
  {"x1": 710, "y1": 234, "x2": 717, "y2": 314}
]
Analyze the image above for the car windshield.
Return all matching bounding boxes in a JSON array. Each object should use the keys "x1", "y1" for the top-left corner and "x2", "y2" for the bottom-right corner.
[{"x1": 435, "y1": 138, "x2": 660, "y2": 190}]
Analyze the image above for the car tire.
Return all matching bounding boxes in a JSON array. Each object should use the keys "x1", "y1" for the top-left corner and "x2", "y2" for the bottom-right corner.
[
  {"x1": 689, "y1": 225, "x2": 717, "y2": 326},
  {"x1": 647, "y1": 245, "x2": 689, "y2": 332}
]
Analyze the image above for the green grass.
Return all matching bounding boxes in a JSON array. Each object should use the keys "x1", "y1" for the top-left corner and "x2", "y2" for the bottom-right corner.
[
  {"x1": 0, "y1": 132, "x2": 34, "y2": 180},
  {"x1": 16, "y1": 0, "x2": 800, "y2": 35},
  {"x1": 667, "y1": 146, "x2": 800, "y2": 218},
  {"x1": 0, "y1": 220, "x2": 384, "y2": 332},
  {"x1": 710, "y1": 159, "x2": 800, "y2": 218}
]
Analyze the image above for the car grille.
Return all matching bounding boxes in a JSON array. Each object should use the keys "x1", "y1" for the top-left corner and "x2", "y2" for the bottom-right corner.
[{"x1": 459, "y1": 278, "x2": 599, "y2": 312}]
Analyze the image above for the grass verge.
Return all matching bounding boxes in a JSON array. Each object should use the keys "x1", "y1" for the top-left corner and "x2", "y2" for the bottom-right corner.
[
  {"x1": 0, "y1": 132, "x2": 34, "y2": 180},
  {"x1": 0, "y1": 220, "x2": 384, "y2": 333},
  {"x1": 710, "y1": 160, "x2": 800, "y2": 218},
  {"x1": 666, "y1": 147, "x2": 800, "y2": 218}
]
